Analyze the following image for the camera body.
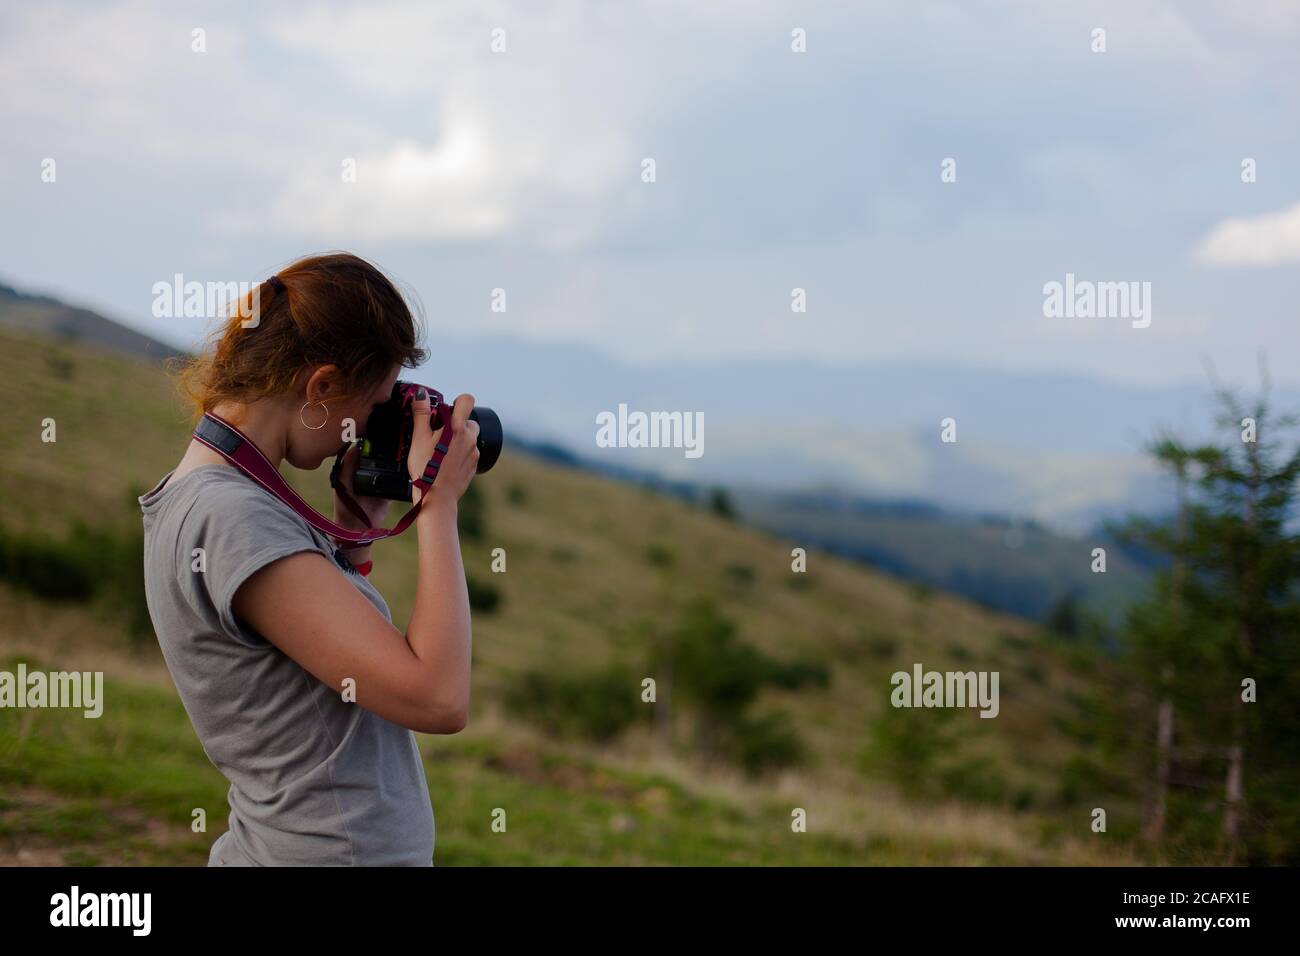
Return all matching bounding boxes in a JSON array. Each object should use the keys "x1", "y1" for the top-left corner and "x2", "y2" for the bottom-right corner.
[{"x1": 352, "y1": 381, "x2": 503, "y2": 500}]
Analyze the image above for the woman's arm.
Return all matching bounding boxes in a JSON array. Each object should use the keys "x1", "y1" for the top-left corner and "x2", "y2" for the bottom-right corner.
[
  {"x1": 232, "y1": 394, "x2": 481, "y2": 734},
  {"x1": 232, "y1": 547, "x2": 466, "y2": 733}
]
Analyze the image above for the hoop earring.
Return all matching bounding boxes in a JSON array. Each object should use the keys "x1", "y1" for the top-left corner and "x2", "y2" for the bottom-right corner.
[{"x1": 300, "y1": 400, "x2": 329, "y2": 430}]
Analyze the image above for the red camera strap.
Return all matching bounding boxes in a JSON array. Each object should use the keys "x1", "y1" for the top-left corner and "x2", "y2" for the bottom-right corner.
[{"x1": 192, "y1": 411, "x2": 456, "y2": 546}]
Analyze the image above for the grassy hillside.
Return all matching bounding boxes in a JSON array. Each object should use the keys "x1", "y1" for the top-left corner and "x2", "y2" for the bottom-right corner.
[{"x1": 0, "y1": 328, "x2": 1149, "y2": 865}]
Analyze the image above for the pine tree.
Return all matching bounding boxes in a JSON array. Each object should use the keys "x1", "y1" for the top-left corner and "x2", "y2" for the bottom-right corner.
[{"x1": 1121, "y1": 382, "x2": 1300, "y2": 860}]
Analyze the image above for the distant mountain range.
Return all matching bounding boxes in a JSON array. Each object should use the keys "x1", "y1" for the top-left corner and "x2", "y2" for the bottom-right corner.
[
  {"x1": 414, "y1": 335, "x2": 1297, "y2": 533},
  {"x1": 5, "y1": 279, "x2": 1265, "y2": 532},
  {"x1": 507, "y1": 432, "x2": 1157, "y2": 625},
  {"x1": 10, "y1": 275, "x2": 1256, "y2": 624}
]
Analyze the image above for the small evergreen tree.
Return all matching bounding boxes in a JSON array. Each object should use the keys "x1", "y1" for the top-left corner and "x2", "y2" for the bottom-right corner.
[{"x1": 1120, "y1": 383, "x2": 1300, "y2": 861}]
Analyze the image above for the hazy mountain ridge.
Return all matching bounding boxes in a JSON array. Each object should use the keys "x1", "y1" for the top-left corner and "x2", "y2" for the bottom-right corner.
[
  {"x1": 417, "y1": 333, "x2": 1291, "y2": 529},
  {"x1": 511, "y1": 431, "x2": 1155, "y2": 624},
  {"x1": 0, "y1": 280, "x2": 184, "y2": 361},
  {"x1": 8, "y1": 279, "x2": 1277, "y2": 531},
  {"x1": 0, "y1": 279, "x2": 1226, "y2": 621}
]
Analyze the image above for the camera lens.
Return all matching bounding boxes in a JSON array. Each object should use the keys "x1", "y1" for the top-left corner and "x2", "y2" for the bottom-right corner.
[{"x1": 468, "y1": 407, "x2": 503, "y2": 473}]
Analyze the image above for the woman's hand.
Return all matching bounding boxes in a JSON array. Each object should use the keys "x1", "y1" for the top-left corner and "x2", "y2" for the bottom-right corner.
[{"x1": 407, "y1": 390, "x2": 480, "y2": 507}]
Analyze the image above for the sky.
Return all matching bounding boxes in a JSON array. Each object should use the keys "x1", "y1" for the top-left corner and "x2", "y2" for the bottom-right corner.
[{"x1": 2, "y1": 0, "x2": 1298, "y2": 388}]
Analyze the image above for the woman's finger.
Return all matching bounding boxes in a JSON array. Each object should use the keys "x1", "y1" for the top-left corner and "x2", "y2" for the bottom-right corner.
[
  {"x1": 406, "y1": 387, "x2": 436, "y2": 486},
  {"x1": 450, "y1": 393, "x2": 475, "y2": 430},
  {"x1": 411, "y1": 387, "x2": 433, "y2": 432}
]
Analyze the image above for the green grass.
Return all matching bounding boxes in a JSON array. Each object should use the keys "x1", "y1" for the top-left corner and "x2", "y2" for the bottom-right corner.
[
  {"x1": 1, "y1": 651, "x2": 982, "y2": 866},
  {"x1": 0, "y1": 327, "x2": 1153, "y2": 865}
]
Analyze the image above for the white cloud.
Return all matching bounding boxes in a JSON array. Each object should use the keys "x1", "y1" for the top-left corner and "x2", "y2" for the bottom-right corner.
[
  {"x1": 210, "y1": 115, "x2": 632, "y2": 248},
  {"x1": 213, "y1": 126, "x2": 514, "y2": 243},
  {"x1": 211, "y1": 1, "x2": 722, "y2": 247},
  {"x1": 1194, "y1": 202, "x2": 1300, "y2": 266},
  {"x1": 2, "y1": 0, "x2": 1298, "y2": 384}
]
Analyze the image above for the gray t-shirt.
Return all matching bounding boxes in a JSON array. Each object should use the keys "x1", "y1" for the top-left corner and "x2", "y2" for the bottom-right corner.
[{"x1": 138, "y1": 463, "x2": 435, "y2": 866}]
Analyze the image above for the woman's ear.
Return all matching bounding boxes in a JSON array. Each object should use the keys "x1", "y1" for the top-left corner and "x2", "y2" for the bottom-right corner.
[{"x1": 303, "y1": 364, "x2": 342, "y2": 404}]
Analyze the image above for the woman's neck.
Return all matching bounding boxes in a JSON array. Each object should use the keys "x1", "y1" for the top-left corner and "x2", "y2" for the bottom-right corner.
[
  {"x1": 176, "y1": 399, "x2": 289, "y2": 478},
  {"x1": 210, "y1": 400, "x2": 289, "y2": 468}
]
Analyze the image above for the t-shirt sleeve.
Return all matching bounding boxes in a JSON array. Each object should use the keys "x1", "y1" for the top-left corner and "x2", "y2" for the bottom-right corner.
[{"x1": 177, "y1": 477, "x2": 330, "y2": 649}]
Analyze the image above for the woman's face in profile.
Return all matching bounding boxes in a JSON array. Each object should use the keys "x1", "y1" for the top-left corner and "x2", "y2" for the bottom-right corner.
[{"x1": 286, "y1": 363, "x2": 402, "y2": 470}]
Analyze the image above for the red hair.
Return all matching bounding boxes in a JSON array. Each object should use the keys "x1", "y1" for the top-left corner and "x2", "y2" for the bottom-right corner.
[{"x1": 175, "y1": 252, "x2": 427, "y2": 421}]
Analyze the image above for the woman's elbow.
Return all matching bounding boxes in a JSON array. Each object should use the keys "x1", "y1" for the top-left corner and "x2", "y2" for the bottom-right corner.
[
  {"x1": 431, "y1": 704, "x2": 468, "y2": 734},
  {"x1": 394, "y1": 666, "x2": 468, "y2": 733},
  {"x1": 415, "y1": 696, "x2": 468, "y2": 734}
]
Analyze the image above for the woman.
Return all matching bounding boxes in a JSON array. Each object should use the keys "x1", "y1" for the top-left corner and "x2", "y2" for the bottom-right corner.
[{"x1": 138, "y1": 252, "x2": 479, "y2": 866}]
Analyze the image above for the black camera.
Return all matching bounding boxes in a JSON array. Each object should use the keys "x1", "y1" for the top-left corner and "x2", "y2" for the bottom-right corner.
[{"x1": 352, "y1": 381, "x2": 503, "y2": 500}]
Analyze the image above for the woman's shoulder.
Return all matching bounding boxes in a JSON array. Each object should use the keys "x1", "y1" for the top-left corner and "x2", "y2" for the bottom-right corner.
[{"x1": 156, "y1": 465, "x2": 325, "y2": 549}]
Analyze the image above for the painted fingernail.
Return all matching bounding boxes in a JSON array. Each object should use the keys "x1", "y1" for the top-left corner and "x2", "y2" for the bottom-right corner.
[{"x1": 415, "y1": 387, "x2": 427, "y2": 401}]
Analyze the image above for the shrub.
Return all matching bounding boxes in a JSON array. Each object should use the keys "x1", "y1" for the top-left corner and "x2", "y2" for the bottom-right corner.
[
  {"x1": 0, "y1": 519, "x2": 151, "y2": 640},
  {"x1": 466, "y1": 574, "x2": 502, "y2": 613},
  {"x1": 502, "y1": 664, "x2": 642, "y2": 742},
  {"x1": 1020, "y1": 659, "x2": 1048, "y2": 684},
  {"x1": 656, "y1": 598, "x2": 810, "y2": 768},
  {"x1": 708, "y1": 487, "x2": 736, "y2": 519},
  {"x1": 723, "y1": 562, "x2": 755, "y2": 589},
  {"x1": 645, "y1": 543, "x2": 675, "y2": 568},
  {"x1": 68, "y1": 521, "x2": 151, "y2": 640},
  {"x1": 939, "y1": 756, "x2": 1009, "y2": 805},
  {"x1": 764, "y1": 655, "x2": 831, "y2": 691},
  {"x1": 733, "y1": 710, "x2": 805, "y2": 774},
  {"x1": 458, "y1": 481, "x2": 487, "y2": 540},
  {"x1": 0, "y1": 527, "x2": 96, "y2": 601},
  {"x1": 861, "y1": 704, "x2": 959, "y2": 796},
  {"x1": 1057, "y1": 753, "x2": 1105, "y2": 806},
  {"x1": 998, "y1": 631, "x2": 1031, "y2": 652},
  {"x1": 865, "y1": 632, "x2": 900, "y2": 660},
  {"x1": 667, "y1": 600, "x2": 765, "y2": 721},
  {"x1": 45, "y1": 350, "x2": 76, "y2": 381},
  {"x1": 945, "y1": 642, "x2": 975, "y2": 664}
]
